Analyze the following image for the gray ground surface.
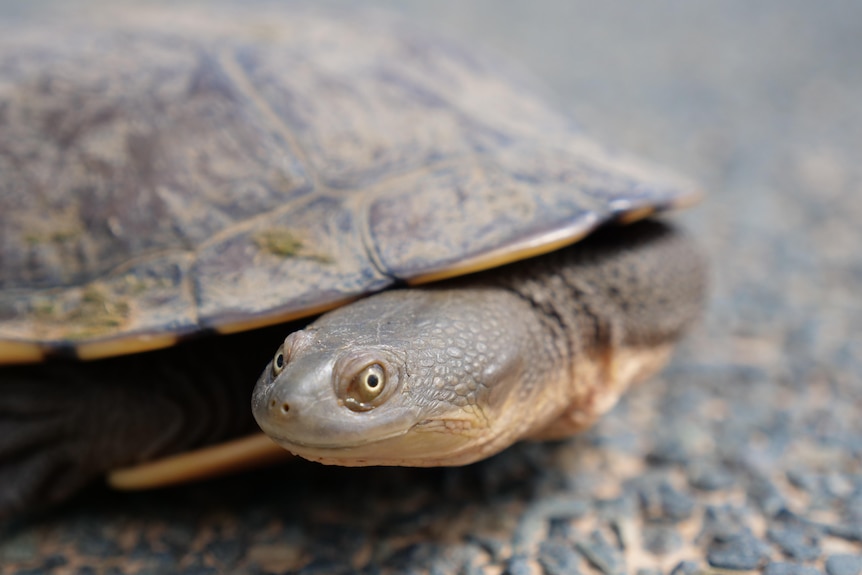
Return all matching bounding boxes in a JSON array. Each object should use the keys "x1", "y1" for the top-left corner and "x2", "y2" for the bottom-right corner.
[{"x1": 2, "y1": 1, "x2": 862, "y2": 573}]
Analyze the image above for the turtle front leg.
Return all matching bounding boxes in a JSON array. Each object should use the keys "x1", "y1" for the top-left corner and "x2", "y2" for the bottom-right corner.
[{"x1": 0, "y1": 332, "x2": 274, "y2": 518}]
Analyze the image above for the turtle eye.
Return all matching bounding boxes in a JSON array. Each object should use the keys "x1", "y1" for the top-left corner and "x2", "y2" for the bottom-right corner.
[
  {"x1": 345, "y1": 363, "x2": 386, "y2": 410},
  {"x1": 272, "y1": 346, "x2": 286, "y2": 377}
]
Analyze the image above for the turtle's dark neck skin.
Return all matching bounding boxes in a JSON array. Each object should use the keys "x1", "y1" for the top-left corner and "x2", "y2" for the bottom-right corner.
[
  {"x1": 0, "y1": 326, "x2": 282, "y2": 519},
  {"x1": 254, "y1": 220, "x2": 706, "y2": 467}
]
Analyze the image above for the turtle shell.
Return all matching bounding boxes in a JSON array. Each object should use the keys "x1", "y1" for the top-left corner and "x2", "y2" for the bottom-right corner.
[{"x1": 0, "y1": 7, "x2": 699, "y2": 364}]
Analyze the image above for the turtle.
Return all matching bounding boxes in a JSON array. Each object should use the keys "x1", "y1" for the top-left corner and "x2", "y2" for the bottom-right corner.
[{"x1": 0, "y1": 6, "x2": 707, "y2": 518}]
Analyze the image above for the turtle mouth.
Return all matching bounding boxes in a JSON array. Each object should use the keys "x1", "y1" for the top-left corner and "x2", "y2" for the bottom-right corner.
[
  {"x1": 261, "y1": 417, "x2": 489, "y2": 467},
  {"x1": 263, "y1": 427, "x2": 412, "y2": 453},
  {"x1": 264, "y1": 425, "x2": 453, "y2": 466}
]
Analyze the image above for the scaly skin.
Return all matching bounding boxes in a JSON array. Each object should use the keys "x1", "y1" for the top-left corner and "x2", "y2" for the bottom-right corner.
[
  {"x1": 0, "y1": 328, "x2": 277, "y2": 518},
  {"x1": 253, "y1": 220, "x2": 707, "y2": 466}
]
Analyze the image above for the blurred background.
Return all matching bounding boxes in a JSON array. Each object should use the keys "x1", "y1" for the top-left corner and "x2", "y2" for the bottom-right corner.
[{"x1": 2, "y1": 1, "x2": 861, "y2": 573}]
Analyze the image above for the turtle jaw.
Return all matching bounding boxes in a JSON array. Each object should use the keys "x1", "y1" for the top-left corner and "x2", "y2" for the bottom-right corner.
[{"x1": 265, "y1": 425, "x2": 485, "y2": 467}]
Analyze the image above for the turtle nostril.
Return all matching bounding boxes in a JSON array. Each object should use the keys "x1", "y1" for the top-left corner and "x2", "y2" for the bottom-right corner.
[{"x1": 268, "y1": 397, "x2": 291, "y2": 415}]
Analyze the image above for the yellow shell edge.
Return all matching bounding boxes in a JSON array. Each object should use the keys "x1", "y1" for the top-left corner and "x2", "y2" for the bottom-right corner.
[{"x1": 107, "y1": 433, "x2": 292, "y2": 490}]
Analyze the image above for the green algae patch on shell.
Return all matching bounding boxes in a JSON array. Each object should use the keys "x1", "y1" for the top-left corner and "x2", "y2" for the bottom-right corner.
[
  {"x1": 0, "y1": 252, "x2": 198, "y2": 362},
  {"x1": 253, "y1": 228, "x2": 334, "y2": 264}
]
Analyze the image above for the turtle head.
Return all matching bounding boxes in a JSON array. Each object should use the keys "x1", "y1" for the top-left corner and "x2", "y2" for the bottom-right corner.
[{"x1": 252, "y1": 287, "x2": 539, "y2": 467}]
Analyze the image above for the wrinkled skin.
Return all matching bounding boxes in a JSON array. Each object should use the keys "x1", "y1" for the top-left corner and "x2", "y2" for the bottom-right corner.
[{"x1": 0, "y1": 328, "x2": 276, "y2": 518}]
